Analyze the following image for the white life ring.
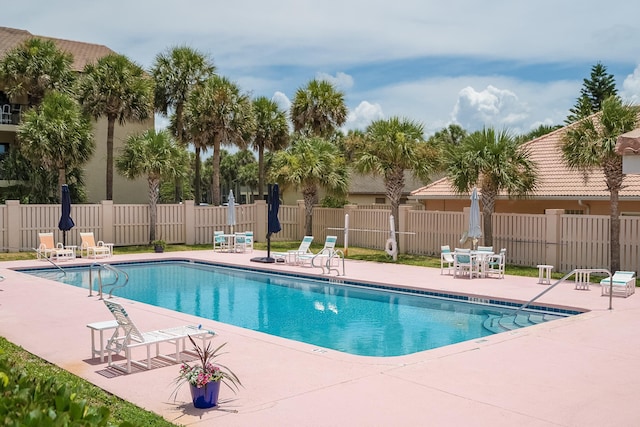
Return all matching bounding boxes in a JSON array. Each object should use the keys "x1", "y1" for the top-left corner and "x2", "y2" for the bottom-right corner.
[{"x1": 385, "y1": 238, "x2": 397, "y2": 256}]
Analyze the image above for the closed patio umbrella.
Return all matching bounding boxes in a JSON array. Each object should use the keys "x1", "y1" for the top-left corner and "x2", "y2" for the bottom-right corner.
[
  {"x1": 468, "y1": 187, "x2": 482, "y2": 249},
  {"x1": 251, "y1": 183, "x2": 281, "y2": 264},
  {"x1": 227, "y1": 190, "x2": 236, "y2": 234},
  {"x1": 58, "y1": 184, "x2": 74, "y2": 247}
]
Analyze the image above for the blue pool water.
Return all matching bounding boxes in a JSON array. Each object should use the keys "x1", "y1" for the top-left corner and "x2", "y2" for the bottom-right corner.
[{"x1": 21, "y1": 261, "x2": 573, "y2": 357}]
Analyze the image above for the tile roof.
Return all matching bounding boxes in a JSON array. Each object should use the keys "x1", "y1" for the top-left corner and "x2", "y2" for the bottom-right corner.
[
  {"x1": 0, "y1": 26, "x2": 114, "y2": 71},
  {"x1": 411, "y1": 124, "x2": 640, "y2": 200}
]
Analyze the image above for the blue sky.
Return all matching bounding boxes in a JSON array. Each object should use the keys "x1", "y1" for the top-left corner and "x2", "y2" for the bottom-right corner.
[{"x1": 4, "y1": 0, "x2": 640, "y2": 136}]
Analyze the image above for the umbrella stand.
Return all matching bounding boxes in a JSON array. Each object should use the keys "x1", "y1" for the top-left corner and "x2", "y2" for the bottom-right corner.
[{"x1": 251, "y1": 184, "x2": 280, "y2": 264}]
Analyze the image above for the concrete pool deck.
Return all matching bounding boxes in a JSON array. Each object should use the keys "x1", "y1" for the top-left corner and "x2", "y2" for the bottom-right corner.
[{"x1": 0, "y1": 250, "x2": 638, "y2": 426}]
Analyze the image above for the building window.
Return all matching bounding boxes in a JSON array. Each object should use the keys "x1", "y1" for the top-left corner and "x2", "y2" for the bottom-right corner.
[
  {"x1": 564, "y1": 209, "x2": 584, "y2": 215},
  {"x1": 375, "y1": 197, "x2": 386, "y2": 204}
]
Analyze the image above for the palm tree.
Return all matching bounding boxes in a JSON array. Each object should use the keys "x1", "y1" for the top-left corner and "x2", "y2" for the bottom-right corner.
[
  {"x1": 561, "y1": 96, "x2": 638, "y2": 272},
  {"x1": 184, "y1": 75, "x2": 255, "y2": 206},
  {"x1": 445, "y1": 127, "x2": 538, "y2": 247},
  {"x1": 116, "y1": 129, "x2": 187, "y2": 242},
  {"x1": 151, "y1": 46, "x2": 215, "y2": 202},
  {"x1": 17, "y1": 91, "x2": 94, "y2": 199},
  {"x1": 77, "y1": 53, "x2": 154, "y2": 200},
  {"x1": 0, "y1": 38, "x2": 75, "y2": 107},
  {"x1": 348, "y1": 117, "x2": 439, "y2": 232},
  {"x1": 428, "y1": 124, "x2": 468, "y2": 146},
  {"x1": 290, "y1": 79, "x2": 347, "y2": 138},
  {"x1": 270, "y1": 136, "x2": 348, "y2": 235},
  {"x1": 252, "y1": 96, "x2": 289, "y2": 199}
]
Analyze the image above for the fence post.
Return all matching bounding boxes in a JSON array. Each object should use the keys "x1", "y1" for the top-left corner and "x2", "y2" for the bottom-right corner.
[
  {"x1": 398, "y1": 204, "x2": 412, "y2": 254},
  {"x1": 544, "y1": 209, "x2": 563, "y2": 269},
  {"x1": 101, "y1": 200, "x2": 114, "y2": 245},
  {"x1": 254, "y1": 200, "x2": 267, "y2": 243},
  {"x1": 184, "y1": 200, "x2": 195, "y2": 245},
  {"x1": 6, "y1": 200, "x2": 19, "y2": 252}
]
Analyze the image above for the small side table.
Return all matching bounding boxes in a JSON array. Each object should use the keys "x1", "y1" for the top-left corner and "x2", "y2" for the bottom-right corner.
[
  {"x1": 537, "y1": 264, "x2": 553, "y2": 285},
  {"x1": 87, "y1": 320, "x2": 119, "y2": 362},
  {"x1": 104, "y1": 243, "x2": 114, "y2": 257},
  {"x1": 574, "y1": 269, "x2": 591, "y2": 290}
]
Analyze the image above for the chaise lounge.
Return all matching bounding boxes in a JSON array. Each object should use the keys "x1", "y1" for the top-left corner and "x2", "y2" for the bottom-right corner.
[
  {"x1": 600, "y1": 271, "x2": 636, "y2": 298},
  {"x1": 103, "y1": 299, "x2": 215, "y2": 373}
]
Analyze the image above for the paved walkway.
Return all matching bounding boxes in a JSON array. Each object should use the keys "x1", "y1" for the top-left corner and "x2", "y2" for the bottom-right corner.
[{"x1": 0, "y1": 250, "x2": 638, "y2": 426}]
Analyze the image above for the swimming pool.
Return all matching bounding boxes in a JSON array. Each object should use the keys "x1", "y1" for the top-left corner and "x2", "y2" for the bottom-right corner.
[{"x1": 21, "y1": 260, "x2": 574, "y2": 357}]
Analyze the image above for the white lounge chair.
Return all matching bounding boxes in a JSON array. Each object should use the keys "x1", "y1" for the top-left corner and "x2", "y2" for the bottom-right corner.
[
  {"x1": 80, "y1": 232, "x2": 111, "y2": 258},
  {"x1": 272, "y1": 236, "x2": 314, "y2": 264},
  {"x1": 297, "y1": 236, "x2": 338, "y2": 268},
  {"x1": 103, "y1": 299, "x2": 215, "y2": 373},
  {"x1": 600, "y1": 271, "x2": 636, "y2": 297},
  {"x1": 37, "y1": 232, "x2": 74, "y2": 261},
  {"x1": 440, "y1": 245, "x2": 455, "y2": 275}
]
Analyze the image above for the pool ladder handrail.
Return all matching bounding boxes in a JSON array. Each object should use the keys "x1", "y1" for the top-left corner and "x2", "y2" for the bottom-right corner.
[
  {"x1": 514, "y1": 268, "x2": 612, "y2": 316},
  {"x1": 89, "y1": 262, "x2": 129, "y2": 299},
  {"x1": 311, "y1": 248, "x2": 345, "y2": 276},
  {"x1": 31, "y1": 247, "x2": 66, "y2": 277}
]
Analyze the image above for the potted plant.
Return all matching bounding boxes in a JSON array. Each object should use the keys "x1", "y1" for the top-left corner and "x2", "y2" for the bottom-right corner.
[
  {"x1": 172, "y1": 336, "x2": 242, "y2": 409},
  {"x1": 151, "y1": 239, "x2": 166, "y2": 253}
]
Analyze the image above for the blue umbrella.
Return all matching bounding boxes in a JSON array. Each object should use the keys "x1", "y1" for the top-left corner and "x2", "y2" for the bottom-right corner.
[
  {"x1": 468, "y1": 187, "x2": 482, "y2": 248},
  {"x1": 58, "y1": 184, "x2": 74, "y2": 246}
]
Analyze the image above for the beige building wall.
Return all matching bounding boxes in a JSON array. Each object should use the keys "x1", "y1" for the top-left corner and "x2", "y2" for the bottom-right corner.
[{"x1": 84, "y1": 117, "x2": 151, "y2": 204}]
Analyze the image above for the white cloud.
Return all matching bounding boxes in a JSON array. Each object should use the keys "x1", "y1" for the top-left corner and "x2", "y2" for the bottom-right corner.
[
  {"x1": 452, "y1": 85, "x2": 530, "y2": 131},
  {"x1": 622, "y1": 65, "x2": 640, "y2": 105},
  {"x1": 345, "y1": 101, "x2": 384, "y2": 131},
  {"x1": 316, "y1": 72, "x2": 354, "y2": 90},
  {"x1": 271, "y1": 91, "x2": 292, "y2": 112}
]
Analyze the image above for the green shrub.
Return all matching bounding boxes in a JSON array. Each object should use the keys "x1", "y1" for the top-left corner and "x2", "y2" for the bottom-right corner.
[{"x1": 0, "y1": 351, "x2": 128, "y2": 427}]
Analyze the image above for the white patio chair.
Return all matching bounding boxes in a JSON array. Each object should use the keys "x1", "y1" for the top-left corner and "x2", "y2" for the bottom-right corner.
[
  {"x1": 213, "y1": 231, "x2": 228, "y2": 252},
  {"x1": 486, "y1": 248, "x2": 506, "y2": 279},
  {"x1": 440, "y1": 245, "x2": 455, "y2": 275},
  {"x1": 453, "y1": 248, "x2": 479, "y2": 279}
]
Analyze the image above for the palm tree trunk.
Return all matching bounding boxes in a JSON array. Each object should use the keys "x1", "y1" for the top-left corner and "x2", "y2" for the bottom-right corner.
[
  {"x1": 258, "y1": 145, "x2": 265, "y2": 200},
  {"x1": 106, "y1": 117, "x2": 116, "y2": 200},
  {"x1": 481, "y1": 186, "x2": 497, "y2": 247},
  {"x1": 610, "y1": 187, "x2": 621, "y2": 273},
  {"x1": 211, "y1": 134, "x2": 222, "y2": 206},
  {"x1": 385, "y1": 170, "x2": 404, "y2": 234},
  {"x1": 148, "y1": 177, "x2": 159, "y2": 242},
  {"x1": 58, "y1": 168, "x2": 66, "y2": 199},
  {"x1": 194, "y1": 146, "x2": 201, "y2": 204},
  {"x1": 302, "y1": 186, "x2": 316, "y2": 236}
]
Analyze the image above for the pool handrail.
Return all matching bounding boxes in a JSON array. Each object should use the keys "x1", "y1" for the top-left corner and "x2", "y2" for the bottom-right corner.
[
  {"x1": 89, "y1": 262, "x2": 129, "y2": 299},
  {"x1": 31, "y1": 247, "x2": 66, "y2": 277},
  {"x1": 515, "y1": 268, "x2": 612, "y2": 316}
]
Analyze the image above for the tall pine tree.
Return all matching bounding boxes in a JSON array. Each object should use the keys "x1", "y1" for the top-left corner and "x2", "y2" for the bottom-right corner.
[{"x1": 566, "y1": 62, "x2": 617, "y2": 123}]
